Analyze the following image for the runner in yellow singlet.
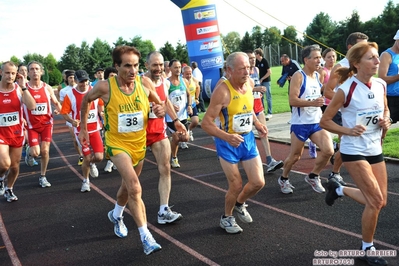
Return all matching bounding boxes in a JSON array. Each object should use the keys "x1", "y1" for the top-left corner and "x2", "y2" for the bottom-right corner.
[
  {"x1": 202, "y1": 52, "x2": 267, "y2": 234},
  {"x1": 78, "y1": 46, "x2": 165, "y2": 256}
]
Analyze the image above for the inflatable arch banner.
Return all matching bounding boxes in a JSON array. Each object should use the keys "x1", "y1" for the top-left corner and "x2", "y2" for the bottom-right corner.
[{"x1": 170, "y1": 0, "x2": 224, "y2": 99}]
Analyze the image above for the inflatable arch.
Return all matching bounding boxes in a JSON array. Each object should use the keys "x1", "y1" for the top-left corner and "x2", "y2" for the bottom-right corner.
[{"x1": 170, "y1": 0, "x2": 225, "y2": 99}]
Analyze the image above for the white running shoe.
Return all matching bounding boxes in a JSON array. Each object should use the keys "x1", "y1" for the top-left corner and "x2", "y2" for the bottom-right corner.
[
  {"x1": 179, "y1": 142, "x2": 189, "y2": 149},
  {"x1": 266, "y1": 159, "x2": 284, "y2": 173},
  {"x1": 188, "y1": 130, "x2": 194, "y2": 141},
  {"x1": 81, "y1": 180, "x2": 91, "y2": 192},
  {"x1": 171, "y1": 157, "x2": 180, "y2": 168},
  {"x1": 278, "y1": 176, "x2": 294, "y2": 194},
  {"x1": 234, "y1": 204, "x2": 253, "y2": 223},
  {"x1": 39, "y1": 177, "x2": 51, "y2": 188},
  {"x1": 220, "y1": 215, "x2": 243, "y2": 234},
  {"x1": 90, "y1": 164, "x2": 99, "y2": 178},
  {"x1": 104, "y1": 160, "x2": 113, "y2": 173},
  {"x1": 305, "y1": 175, "x2": 325, "y2": 193}
]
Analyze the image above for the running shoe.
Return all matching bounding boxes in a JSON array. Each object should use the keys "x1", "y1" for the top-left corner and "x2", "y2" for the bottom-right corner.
[
  {"x1": 359, "y1": 245, "x2": 388, "y2": 266},
  {"x1": 90, "y1": 164, "x2": 99, "y2": 178},
  {"x1": 171, "y1": 157, "x2": 180, "y2": 168},
  {"x1": 25, "y1": 146, "x2": 35, "y2": 167},
  {"x1": 104, "y1": 160, "x2": 114, "y2": 173},
  {"x1": 157, "y1": 207, "x2": 182, "y2": 224},
  {"x1": 39, "y1": 176, "x2": 51, "y2": 188},
  {"x1": 309, "y1": 141, "x2": 317, "y2": 158},
  {"x1": 278, "y1": 176, "x2": 294, "y2": 194},
  {"x1": 220, "y1": 215, "x2": 243, "y2": 234},
  {"x1": 179, "y1": 142, "x2": 189, "y2": 149},
  {"x1": 107, "y1": 210, "x2": 128, "y2": 238},
  {"x1": 4, "y1": 189, "x2": 18, "y2": 202},
  {"x1": 325, "y1": 177, "x2": 341, "y2": 206},
  {"x1": 304, "y1": 175, "x2": 325, "y2": 193},
  {"x1": 234, "y1": 204, "x2": 253, "y2": 223},
  {"x1": 328, "y1": 172, "x2": 346, "y2": 185},
  {"x1": 0, "y1": 180, "x2": 5, "y2": 196},
  {"x1": 266, "y1": 159, "x2": 284, "y2": 173},
  {"x1": 81, "y1": 180, "x2": 91, "y2": 192},
  {"x1": 188, "y1": 130, "x2": 194, "y2": 141},
  {"x1": 78, "y1": 156, "x2": 84, "y2": 166},
  {"x1": 142, "y1": 234, "x2": 162, "y2": 255}
]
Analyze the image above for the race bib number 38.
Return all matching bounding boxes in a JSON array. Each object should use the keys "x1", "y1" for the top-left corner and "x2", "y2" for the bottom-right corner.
[
  {"x1": 0, "y1": 111, "x2": 20, "y2": 127},
  {"x1": 118, "y1": 111, "x2": 144, "y2": 133}
]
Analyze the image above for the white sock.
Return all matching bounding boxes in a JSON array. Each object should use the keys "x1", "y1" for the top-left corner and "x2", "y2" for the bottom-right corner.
[
  {"x1": 159, "y1": 204, "x2": 168, "y2": 214},
  {"x1": 0, "y1": 175, "x2": 5, "y2": 181},
  {"x1": 83, "y1": 178, "x2": 89, "y2": 183},
  {"x1": 362, "y1": 241, "x2": 373, "y2": 250},
  {"x1": 113, "y1": 203, "x2": 125, "y2": 219},
  {"x1": 336, "y1": 186, "x2": 344, "y2": 196},
  {"x1": 138, "y1": 224, "x2": 150, "y2": 242}
]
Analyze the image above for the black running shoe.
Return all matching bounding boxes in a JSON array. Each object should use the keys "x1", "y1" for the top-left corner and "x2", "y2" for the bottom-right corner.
[
  {"x1": 359, "y1": 245, "x2": 388, "y2": 266},
  {"x1": 325, "y1": 177, "x2": 341, "y2": 206}
]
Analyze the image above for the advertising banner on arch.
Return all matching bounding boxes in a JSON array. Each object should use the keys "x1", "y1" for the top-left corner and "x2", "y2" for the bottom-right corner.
[{"x1": 171, "y1": 0, "x2": 224, "y2": 99}]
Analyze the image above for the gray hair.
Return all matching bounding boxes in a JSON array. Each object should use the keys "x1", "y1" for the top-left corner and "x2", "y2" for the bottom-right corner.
[
  {"x1": 226, "y1": 52, "x2": 248, "y2": 70},
  {"x1": 301, "y1": 45, "x2": 321, "y2": 63}
]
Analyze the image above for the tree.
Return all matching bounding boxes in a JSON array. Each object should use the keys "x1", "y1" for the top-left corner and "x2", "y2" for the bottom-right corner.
[
  {"x1": 89, "y1": 39, "x2": 112, "y2": 76},
  {"x1": 280, "y1": 26, "x2": 300, "y2": 60},
  {"x1": 240, "y1": 31, "x2": 253, "y2": 52},
  {"x1": 160, "y1": 42, "x2": 177, "y2": 61},
  {"x1": 175, "y1": 41, "x2": 188, "y2": 65},
  {"x1": 251, "y1": 25, "x2": 263, "y2": 49},
  {"x1": 58, "y1": 44, "x2": 81, "y2": 73},
  {"x1": 263, "y1": 27, "x2": 281, "y2": 46},
  {"x1": 373, "y1": 0, "x2": 399, "y2": 52},
  {"x1": 303, "y1": 12, "x2": 336, "y2": 48},
  {"x1": 220, "y1": 31, "x2": 241, "y2": 58}
]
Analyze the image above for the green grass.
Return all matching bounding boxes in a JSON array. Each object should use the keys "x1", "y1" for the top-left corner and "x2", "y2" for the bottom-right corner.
[{"x1": 382, "y1": 128, "x2": 399, "y2": 158}]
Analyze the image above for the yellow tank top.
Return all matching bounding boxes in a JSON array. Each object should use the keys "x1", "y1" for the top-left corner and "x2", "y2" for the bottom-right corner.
[
  {"x1": 219, "y1": 79, "x2": 254, "y2": 134},
  {"x1": 188, "y1": 78, "x2": 196, "y2": 107},
  {"x1": 104, "y1": 75, "x2": 149, "y2": 148}
]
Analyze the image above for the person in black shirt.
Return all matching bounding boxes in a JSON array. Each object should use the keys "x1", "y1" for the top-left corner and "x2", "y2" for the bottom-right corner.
[{"x1": 255, "y1": 48, "x2": 272, "y2": 119}]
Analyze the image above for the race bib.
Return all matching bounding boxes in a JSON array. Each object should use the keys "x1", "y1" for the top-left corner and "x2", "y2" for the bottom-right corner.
[
  {"x1": 87, "y1": 110, "x2": 98, "y2": 123},
  {"x1": 148, "y1": 103, "x2": 157, "y2": 119},
  {"x1": 0, "y1": 111, "x2": 20, "y2": 127},
  {"x1": 172, "y1": 95, "x2": 183, "y2": 106},
  {"x1": 31, "y1": 103, "x2": 47, "y2": 115},
  {"x1": 253, "y1": 91, "x2": 262, "y2": 99},
  {"x1": 304, "y1": 94, "x2": 321, "y2": 113},
  {"x1": 118, "y1": 111, "x2": 144, "y2": 133},
  {"x1": 356, "y1": 109, "x2": 383, "y2": 133},
  {"x1": 232, "y1": 113, "x2": 253, "y2": 133}
]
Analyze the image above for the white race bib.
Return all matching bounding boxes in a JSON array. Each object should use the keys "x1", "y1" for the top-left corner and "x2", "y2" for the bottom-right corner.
[
  {"x1": 304, "y1": 94, "x2": 321, "y2": 113},
  {"x1": 356, "y1": 109, "x2": 383, "y2": 133},
  {"x1": 118, "y1": 111, "x2": 144, "y2": 133},
  {"x1": 148, "y1": 103, "x2": 157, "y2": 119},
  {"x1": 232, "y1": 113, "x2": 253, "y2": 133},
  {"x1": 253, "y1": 91, "x2": 262, "y2": 99},
  {"x1": 31, "y1": 103, "x2": 47, "y2": 115},
  {"x1": 0, "y1": 111, "x2": 19, "y2": 127},
  {"x1": 87, "y1": 110, "x2": 98, "y2": 123}
]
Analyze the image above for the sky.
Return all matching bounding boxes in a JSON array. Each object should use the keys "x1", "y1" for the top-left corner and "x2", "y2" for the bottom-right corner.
[{"x1": 0, "y1": 0, "x2": 397, "y2": 62}]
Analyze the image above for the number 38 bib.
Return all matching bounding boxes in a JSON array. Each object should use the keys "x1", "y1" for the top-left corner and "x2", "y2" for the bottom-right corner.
[{"x1": 118, "y1": 111, "x2": 144, "y2": 133}]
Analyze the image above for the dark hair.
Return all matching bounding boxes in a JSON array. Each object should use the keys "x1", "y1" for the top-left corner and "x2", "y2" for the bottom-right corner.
[
  {"x1": 169, "y1": 59, "x2": 180, "y2": 67},
  {"x1": 346, "y1": 32, "x2": 369, "y2": 49},
  {"x1": 322, "y1": 47, "x2": 336, "y2": 58},
  {"x1": 112, "y1": 46, "x2": 141, "y2": 67},
  {"x1": 104, "y1": 67, "x2": 117, "y2": 79},
  {"x1": 191, "y1": 61, "x2": 198, "y2": 68}
]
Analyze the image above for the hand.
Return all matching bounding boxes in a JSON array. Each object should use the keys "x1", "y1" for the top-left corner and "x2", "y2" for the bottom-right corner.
[
  {"x1": 255, "y1": 121, "x2": 268, "y2": 138},
  {"x1": 351, "y1": 125, "x2": 366, "y2": 136},
  {"x1": 379, "y1": 116, "x2": 392, "y2": 130},
  {"x1": 78, "y1": 129, "x2": 89, "y2": 146},
  {"x1": 152, "y1": 102, "x2": 165, "y2": 118},
  {"x1": 227, "y1": 133, "x2": 244, "y2": 148}
]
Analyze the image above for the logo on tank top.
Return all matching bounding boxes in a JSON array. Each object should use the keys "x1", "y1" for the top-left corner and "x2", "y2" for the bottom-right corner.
[
  {"x1": 34, "y1": 94, "x2": 41, "y2": 99},
  {"x1": 368, "y1": 92, "x2": 374, "y2": 99},
  {"x1": 3, "y1": 99, "x2": 11, "y2": 104}
]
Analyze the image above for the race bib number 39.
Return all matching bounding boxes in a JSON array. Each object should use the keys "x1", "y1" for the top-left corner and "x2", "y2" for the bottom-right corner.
[
  {"x1": 118, "y1": 111, "x2": 144, "y2": 133},
  {"x1": 0, "y1": 111, "x2": 20, "y2": 127},
  {"x1": 232, "y1": 113, "x2": 253, "y2": 133}
]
